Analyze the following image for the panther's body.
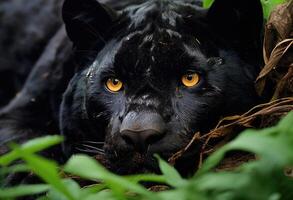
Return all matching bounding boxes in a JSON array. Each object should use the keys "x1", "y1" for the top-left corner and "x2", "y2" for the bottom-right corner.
[{"x1": 0, "y1": 0, "x2": 263, "y2": 175}]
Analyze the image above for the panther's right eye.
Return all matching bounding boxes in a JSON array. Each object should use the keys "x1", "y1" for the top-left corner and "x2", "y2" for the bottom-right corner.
[
  {"x1": 105, "y1": 78, "x2": 123, "y2": 92},
  {"x1": 181, "y1": 73, "x2": 200, "y2": 88}
]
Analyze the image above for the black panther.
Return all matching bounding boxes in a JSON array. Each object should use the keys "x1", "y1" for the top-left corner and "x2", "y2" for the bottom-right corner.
[{"x1": 0, "y1": 0, "x2": 263, "y2": 175}]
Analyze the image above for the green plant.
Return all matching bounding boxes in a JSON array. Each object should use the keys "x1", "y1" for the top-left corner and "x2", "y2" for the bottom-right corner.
[
  {"x1": 202, "y1": 0, "x2": 287, "y2": 19},
  {"x1": 0, "y1": 112, "x2": 292, "y2": 200}
]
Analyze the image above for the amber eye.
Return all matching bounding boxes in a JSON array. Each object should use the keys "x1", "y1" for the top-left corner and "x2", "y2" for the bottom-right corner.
[
  {"x1": 105, "y1": 78, "x2": 123, "y2": 92},
  {"x1": 181, "y1": 73, "x2": 200, "y2": 87}
]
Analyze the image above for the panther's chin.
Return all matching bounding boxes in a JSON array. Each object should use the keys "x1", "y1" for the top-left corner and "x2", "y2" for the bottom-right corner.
[
  {"x1": 95, "y1": 150, "x2": 200, "y2": 176},
  {"x1": 98, "y1": 139, "x2": 202, "y2": 175},
  {"x1": 95, "y1": 151, "x2": 165, "y2": 175}
]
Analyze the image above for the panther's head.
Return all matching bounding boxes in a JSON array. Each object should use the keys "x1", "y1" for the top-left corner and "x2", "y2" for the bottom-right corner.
[{"x1": 60, "y1": 0, "x2": 263, "y2": 175}]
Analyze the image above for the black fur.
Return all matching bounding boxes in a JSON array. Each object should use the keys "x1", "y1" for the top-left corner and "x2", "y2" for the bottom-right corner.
[{"x1": 0, "y1": 0, "x2": 263, "y2": 175}]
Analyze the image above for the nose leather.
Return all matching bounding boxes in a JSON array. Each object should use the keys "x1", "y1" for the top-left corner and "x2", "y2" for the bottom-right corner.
[{"x1": 120, "y1": 111, "x2": 166, "y2": 152}]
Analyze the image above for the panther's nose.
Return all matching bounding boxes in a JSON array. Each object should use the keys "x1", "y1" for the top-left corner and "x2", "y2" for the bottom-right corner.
[{"x1": 120, "y1": 111, "x2": 165, "y2": 152}]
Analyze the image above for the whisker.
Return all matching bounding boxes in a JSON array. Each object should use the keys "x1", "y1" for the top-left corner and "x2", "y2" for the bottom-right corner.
[
  {"x1": 74, "y1": 141, "x2": 105, "y2": 155},
  {"x1": 76, "y1": 145, "x2": 104, "y2": 153},
  {"x1": 82, "y1": 141, "x2": 105, "y2": 145},
  {"x1": 75, "y1": 147, "x2": 105, "y2": 155},
  {"x1": 81, "y1": 144, "x2": 105, "y2": 152}
]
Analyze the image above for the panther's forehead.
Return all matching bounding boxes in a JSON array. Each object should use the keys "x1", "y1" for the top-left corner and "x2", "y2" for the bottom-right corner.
[
  {"x1": 89, "y1": 0, "x2": 209, "y2": 90},
  {"x1": 114, "y1": 0, "x2": 206, "y2": 78},
  {"x1": 125, "y1": 0, "x2": 204, "y2": 30},
  {"x1": 113, "y1": 28, "x2": 202, "y2": 83}
]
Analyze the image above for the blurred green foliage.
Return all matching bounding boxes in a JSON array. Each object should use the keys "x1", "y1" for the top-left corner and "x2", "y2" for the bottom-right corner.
[{"x1": 0, "y1": 112, "x2": 292, "y2": 200}]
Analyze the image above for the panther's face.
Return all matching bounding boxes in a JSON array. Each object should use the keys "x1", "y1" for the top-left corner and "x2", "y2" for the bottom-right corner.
[{"x1": 61, "y1": 0, "x2": 263, "y2": 174}]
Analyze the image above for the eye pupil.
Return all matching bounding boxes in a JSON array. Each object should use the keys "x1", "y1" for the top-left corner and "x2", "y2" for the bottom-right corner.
[
  {"x1": 112, "y1": 79, "x2": 119, "y2": 85},
  {"x1": 186, "y1": 75, "x2": 193, "y2": 81}
]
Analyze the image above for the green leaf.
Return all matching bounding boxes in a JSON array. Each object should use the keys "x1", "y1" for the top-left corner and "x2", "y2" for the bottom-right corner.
[
  {"x1": 126, "y1": 174, "x2": 166, "y2": 184},
  {"x1": 79, "y1": 184, "x2": 107, "y2": 195},
  {"x1": 83, "y1": 190, "x2": 116, "y2": 200},
  {"x1": 155, "y1": 155, "x2": 186, "y2": 187},
  {"x1": 277, "y1": 112, "x2": 293, "y2": 135},
  {"x1": 261, "y1": 0, "x2": 286, "y2": 19},
  {"x1": 64, "y1": 154, "x2": 111, "y2": 181},
  {"x1": 15, "y1": 148, "x2": 75, "y2": 200},
  {"x1": 0, "y1": 135, "x2": 63, "y2": 166},
  {"x1": 203, "y1": 0, "x2": 214, "y2": 8},
  {"x1": 194, "y1": 112, "x2": 293, "y2": 200},
  {"x1": 195, "y1": 145, "x2": 228, "y2": 175},
  {"x1": 0, "y1": 164, "x2": 30, "y2": 175},
  {"x1": 196, "y1": 172, "x2": 250, "y2": 191},
  {"x1": 0, "y1": 184, "x2": 50, "y2": 198},
  {"x1": 198, "y1": 112, "x2": 293, "y2": 175},
  {"x1": 46, "y1": 179, "x2": 81, "y2": 200},
  {"x1": 37, "y1": 196, "x2": 51, "y2": 200},
  {"x1": 157, "y1": 189, "x2": 208, "y2": 200},
  {"x1": 64, "y1": 154, "x2": 155, "y2": 199}
]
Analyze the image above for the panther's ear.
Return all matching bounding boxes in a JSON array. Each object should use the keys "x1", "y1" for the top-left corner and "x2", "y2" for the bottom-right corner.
[
  {"x1": 62, "y1": 0, "x2": 118, "y2": 48},
  {"x1": 207, "y1": 0, "x2": 263, "y2": 44}
]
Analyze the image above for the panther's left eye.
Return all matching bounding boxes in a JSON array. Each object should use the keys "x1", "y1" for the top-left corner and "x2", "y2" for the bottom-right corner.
[
  {"x1": 181, "y1": 73, "x2": 200, "y2": 87},
  {"x1": 105, "y1": 78, "x2": 123, "y2": 92}
]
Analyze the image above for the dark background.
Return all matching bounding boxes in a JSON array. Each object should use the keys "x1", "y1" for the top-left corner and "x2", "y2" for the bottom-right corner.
[{"x1": 0, "y1": 0, "x2": 63, "y2": 107}]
